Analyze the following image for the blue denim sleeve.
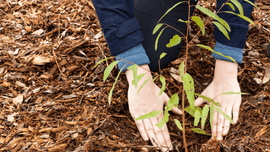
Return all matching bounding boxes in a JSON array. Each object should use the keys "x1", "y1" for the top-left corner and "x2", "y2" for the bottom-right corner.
[
  {"x1": 116, "y1": 43, "x2": 150, "y2": 72},
  {"x1": 92, "y1": 0, "x2": 145, "y2": 56},
  {"x1": 213, "y1": 0, "x2": 255, "y2": 63}
]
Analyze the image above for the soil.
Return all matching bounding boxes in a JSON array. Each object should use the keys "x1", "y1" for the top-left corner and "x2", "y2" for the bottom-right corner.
[{"x1": 0, "y1": 0, "x2": 269, "y2": 151}]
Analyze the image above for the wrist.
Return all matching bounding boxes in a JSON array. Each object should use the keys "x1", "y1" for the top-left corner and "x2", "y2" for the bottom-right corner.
[{"x1": 213, "y1": 59, "x2": 238, "y2": 81}]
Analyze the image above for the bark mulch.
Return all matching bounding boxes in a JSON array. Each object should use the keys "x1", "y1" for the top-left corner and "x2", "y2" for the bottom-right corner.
[{"x1": 0, "y1": 0, "x2": 269, "y2": 151}]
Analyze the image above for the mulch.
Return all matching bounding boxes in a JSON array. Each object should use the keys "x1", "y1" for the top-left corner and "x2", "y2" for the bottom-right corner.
[{"x1": 0, "y1": 0, "x2": 269, "y2": 151}]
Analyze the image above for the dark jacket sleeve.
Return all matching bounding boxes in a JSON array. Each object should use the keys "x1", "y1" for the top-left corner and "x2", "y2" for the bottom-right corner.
[
  {"x1": 214, "y1": 0, "x2": 255, "y2": 48},
  {"x1": 92, "y1": 0, "x2": 144, "y2": 56}
]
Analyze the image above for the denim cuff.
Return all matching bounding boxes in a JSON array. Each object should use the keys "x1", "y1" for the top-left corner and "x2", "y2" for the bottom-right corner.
[
  {"x1": 212, "y1": 41, "x2": 243, "y2": 63},
  {"x1": 116, "y1": 43, "x2": 150, "y2": 72}
]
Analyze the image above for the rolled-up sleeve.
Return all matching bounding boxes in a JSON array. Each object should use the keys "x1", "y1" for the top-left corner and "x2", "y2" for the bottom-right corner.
[{"x1": 92, "y1": 0, "x2": 145, "y2": 56}]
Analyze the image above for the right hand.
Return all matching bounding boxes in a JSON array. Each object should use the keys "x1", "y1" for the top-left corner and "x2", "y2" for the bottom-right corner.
[{"x1": 125, "y1": 65, "x2": 182, "y2": 151}]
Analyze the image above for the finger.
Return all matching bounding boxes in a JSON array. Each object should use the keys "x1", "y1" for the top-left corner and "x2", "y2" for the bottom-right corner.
[
  {"x1": 211, "y1": 109, "x2": 218, "y2": 139},
  {"x1": 195, "y1": 97, "x2": 205, "y2": 107},
  {"x1": 232, "y1": 102, "x2": 241, "y2": 124},
  {"x1": 133, "y1": 115, "x2": 149, "y2": 141},
  {"x1": 143, "y1": 119, "x2": 159, "y2": 147},
  {"x1": 158, "y1": 116, "x2": 173, "y2": 151},
  {"x1": 163, "y1": 93, "x2": 182, "y2": 115},
  {"x1": 216, "y1": 109, "x2": 224, "y2": 141},
  {"x1": 151, "y1": 116, "x2": 171, "y2": 151},
  {"x1": 222, "y1": 107, "x2": 232, "y2": 136}
]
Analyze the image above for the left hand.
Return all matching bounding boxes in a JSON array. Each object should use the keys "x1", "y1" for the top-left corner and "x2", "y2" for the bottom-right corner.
[{"x1": 194, "y1": 59, "x2": 241, "y2": 141}]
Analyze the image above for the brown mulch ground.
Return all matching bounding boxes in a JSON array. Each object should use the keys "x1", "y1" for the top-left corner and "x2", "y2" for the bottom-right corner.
[{"x1": 0, "y1": 0, "x2": 269, "y2": 151}]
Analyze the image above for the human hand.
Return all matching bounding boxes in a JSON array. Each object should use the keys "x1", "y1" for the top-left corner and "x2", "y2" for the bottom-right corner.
[
  {"x1": 194, "y1": 59, "x2": 240, "y2": 141},
  {"x1": 125, "y1": 65, "x2": 182, "y2": 151}
]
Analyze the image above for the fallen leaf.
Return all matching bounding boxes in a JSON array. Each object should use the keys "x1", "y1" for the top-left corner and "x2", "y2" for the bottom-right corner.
[
  {"x1": 253, "y1": 78, "x2": 262, "y2": 84},
  {"x1": 262, "y1": 64, "x2": 270, "y2": 84},
  {"x1": 170, "y1": 67, "x2": 183, "y2": 82},
  {"x1": 32, "y1": 55, "x2": 54, "y2": 65},
  {"x1": 32, "y1": 29, "x2": 45, "y2": 37},
  {"x1": 25, "y1": 26, "x2": 32, "y2": 32},
  {"x1": 13, "y1": 94, "x2": 24, "y2": 105}
]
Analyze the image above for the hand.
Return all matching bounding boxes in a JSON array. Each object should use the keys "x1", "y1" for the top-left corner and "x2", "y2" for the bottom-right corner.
[
  {"x1": 125, "y1": 65, "x2": 182, "y2": 151},
  {"x1": 194, "y1": 59, "x2": 241, "y2": 141}
]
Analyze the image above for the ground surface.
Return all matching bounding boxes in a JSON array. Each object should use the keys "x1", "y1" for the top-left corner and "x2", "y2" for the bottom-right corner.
[{"x1": 0, "y1": 0, "x2": 270, "y2": 151}]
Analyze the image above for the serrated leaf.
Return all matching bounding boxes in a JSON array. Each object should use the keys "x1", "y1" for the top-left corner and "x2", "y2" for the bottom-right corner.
[
  {"x1": 226, "y1": 2, "x2": 235, "y2": 11},
  {"x1": 213, "y1": 107, "x2": 234, "y2": 124},
  {"x1": 223, "y1": 11, "x2": 254, "y2": 25},
  {"x1": 182, "y1": 73, "x2": 195, "y2": 109},
  {"x1": 108, "y1": 65, "x2": 124, "y2": 104},
  {"x1": 103, "y1": 61, "x2": 119, "y2": 81},
  {"x1": 213, "y1": 21, "x2": 230, "y2": 40},
  {"x1": 244, "y1": 0, "x2": 258, "y2": 8},
  {"x1": 230, "y1": 0, "x2": 244, "y2": 15},
  {"x1": 194, "y1": 93, "x2": 221, "y2": 107},
  {"x1": 174, "y1": 119, "x2": 183, "y2": 130},
  {"x1": 220, "y1": 92, "x2": 247, "y2": 95},
  {"x1": 197, "y1": 44, "x2": 236, "y2": 63},
  {"x1": 92, "y1": 57, "x2": 113, "y2": 69},
  {"x1": 156, "y1": 112, "x2": 169, "y2": 129},
  {"x1": 155, "y1": 28, "x2": 166, "y2": 51},
  {"x1": 160, "y1": 52, "x2": 167, "y2": 59},
  {"x1": 158, "y1": 1, "x2": 186, "y2": 23},
  {"x1": 153, "y1": 23, "x2": 164, "y2": 34},
  {"x1": 196, "y1": 5, "x2": 231, "y2": 32},
  {"x1": 159, "y1": 76, "x2": 166, "y2": 96},
  {"x1": 192, "y1": 16, "x2": 205, "y2": 35},
  {"x1": 201, "y1": 105, "x2": 209, "y2": 129},
  {"x1": 179, "y1": 61, "x2": 185, "y2": 77},
  {"x1": 135, "y1": 110, "x2": 163, "y2": 121},
  {"x1": 191, "y1": 128, "x2": 211, "y2": 135},
  {"x1": 194, "y1": 109, "x2": 201, "y2": 126},
  {"x1": 137, "y1": 77, "x2": 152, "y2": 94},
  {"x1": 166, "y1": 34, "x2": 182, "y2": 48}
]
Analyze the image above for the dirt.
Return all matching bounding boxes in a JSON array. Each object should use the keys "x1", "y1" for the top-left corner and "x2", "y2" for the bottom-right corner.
[{"x1": 0, "y1": 0, "x2": 269, "y2": 151}]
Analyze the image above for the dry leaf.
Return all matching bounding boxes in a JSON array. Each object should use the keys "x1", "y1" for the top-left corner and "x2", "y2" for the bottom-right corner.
[
  {"x1": 31, "y1": 29, "x2": 45, "y2": 37},
  {"x1": 253, "y1": 78, "x2": 262, "y2": 84},
  {"x1": 32, "y1": 55, "x2": 54, "y2": 65},
  {"x1": 13, "y1": 94, "x2": 24, "y2": 105},
  {"x1": 170, "y1": 67, "x2": 183, "y2": 82},
  {"x1": 262, "y1": 65, "x2": 270, "y2": 84}
]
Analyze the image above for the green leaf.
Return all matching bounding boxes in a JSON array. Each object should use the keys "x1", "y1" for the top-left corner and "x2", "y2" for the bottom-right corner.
[
  {"x1": 213, "y1": 107, "x2": 234, "y2": 124},
  {"x1": 155, "y1": 27, "x2": 166, "y2": 51},
  {"x1": 185, "y1": 106, "x2": 195, "y2": 117},
  {"x1": 196, "y1": 5, "x2": 231, "y2": 32},
  {"x1": 182, "y1": 73, "x2": 195, "y2": 109},
  {"x1": 244, "y1": 0, "x2": 258, "y2": 8},
  {"x1": 158, "y1": 1, "x2": 186, "y2": 23},
  {"x1": 133, "y1": 73, "x2": 146, "y2": 86},
  {"x1": 108, "y1": 65, "x2": 125, "y2": 104},
  {"x1": 160, "y1": 52, "x2": 167, "y2": 59},
  {"x1": 194, "y1": 109, "x2": 201, "y2": 126},
  {"x1": 213, "y1": 21, "x2": 230, "y2": 40},
  {"x1": 167, "y1": 93, "x2": 179, "y2": 111},
  {"x1": 194, "y1": 93, "x2": 221, "y2": 107},
  {"x1": 230, "y1": 0, "x2": 244, "y2": 15},
  {"x1": 178, "y1": 19, "x2": 189, "y2": 23},
  {"x1": 179, "y1": 61, "x2": 185, "y2": 78},
  {"x1": 220, "y1": 92, "x2": 247, "y2": 95},
  {"x1": 191, "y1": 128, "x2": 211, "y2": 135},
  {"x1": 153, "y1": 76, "x2": 159, "y2": 82},
  {"x1": 210, "y1": 103, "x2": 214, "y2": 130},
  {"x1": 156, "y1": 112, "x2": 170, "y2": 129},
  {"x1": 226, "y1": 2, "x2": 235, "y2": 11},
  {"x1": 159, "y1": 76, "x2": 166, "y2": 96},
  {"x1": 103, "y1": 61, "x2": 119, "y2": 81},
  {"x1": 137, "y1": 77, "x2": 152, "y2": 94},
  {"x1": 223, "y1": 11, "x2": 254, "y2": 25},
  {"x1": 135, "y1": 111, "x2": 163, "y2": 121},
  {"x1": 153, "y1": 23, "x2": 164, "y2": 34},
  {"x1": 166, "y1": 34, "x2": 182, "y2": 48},
  {"x1": 92, "y1": 57, "x2": 113, "y2": 69},
  {"x1": 197, "y1": 44, "x2": 236, "y2": 63},
  {"x1": 201, "y1": 105, "x2": 209, "y2": 129},
  {"x1": 174, "y1": 119, "x2": 183, "y2": 130},
  {"x1": 129, "y1": 65, "x2": 139, "y2": 88},
  {"x1": 192, "y1": 16, "x2": 205, "y2": 35}
]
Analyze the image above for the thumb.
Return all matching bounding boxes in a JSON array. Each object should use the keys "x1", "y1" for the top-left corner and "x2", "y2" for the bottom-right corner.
[
  {"x1": 163, "y1": 93, "x2": 182, "y2": 115},
  {"x1": 194, "y1": 97, "x2": 205, "y2": 107}
]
